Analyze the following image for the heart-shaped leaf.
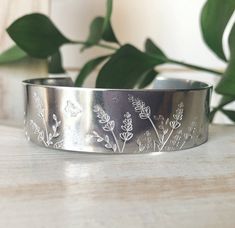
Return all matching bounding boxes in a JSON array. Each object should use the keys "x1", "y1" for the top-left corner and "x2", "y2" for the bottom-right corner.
[
  {"x1": 75, "y1": 55, "x2": 110, "y2": 87},
  {"x1": 7, "y1": 13, "x2": 70, "y2": 58},
  {"x1": 201, "y1": 0, "x2": 235, "y2": 61},
  {"x1": 96, "y1": 44, "x2": 159, "y2": 88},
  {"x1": 216, "y1": 24, "x2": 235, "y2": 96},
  {"x1": 48, "y1": 50, "x2": 65, "y2": 74},
  {"x1": 0, "y1": 45, "x2": 27, "y2": 64}
]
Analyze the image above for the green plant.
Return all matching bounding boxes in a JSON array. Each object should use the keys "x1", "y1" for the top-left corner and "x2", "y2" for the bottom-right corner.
[{"x1": 0, "y1": 0, "x2": 235, "y2": 122}]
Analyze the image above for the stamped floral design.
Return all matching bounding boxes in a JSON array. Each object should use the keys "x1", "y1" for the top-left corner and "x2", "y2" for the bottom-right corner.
[
  {"x1": 90, "y1": 130, "x2": 116, "y2": 152},
  {"x1": 89, "y1": 96, "x2": 191, "y2": 153},
  {"x1": 30, "y1": 93, "x2": 63, "y2": 148},
  {"x1": 128, "y1": 95, "x2": 184, "y2": 152},
  {"x1": 90, "y1": 105, "x2": 133, "y2": 153},
  {"x1": 120, "y1": 112, "x2": 134, "y2": 152},
  {"x1": 167, "y1": 119, "x2": 207, "y2": 151},
  {"x1": 136, "y1": 130, "x2": 156, "y2": 153},
  {"x1": 28, "y1": 92, "x2": 206, "y2": 153}
]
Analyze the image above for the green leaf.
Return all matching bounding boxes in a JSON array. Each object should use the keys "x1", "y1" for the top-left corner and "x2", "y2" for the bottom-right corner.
[
  {"x1": 201, "y1": 0, "x2": 235, "y2": 61},
  {"x1": 82, "y1": 0, "x2": 118, "y2": 49},
  {"x1": 0, "y1": 45, "x2": 27, "y2": 64},
  {"x1": 216, "y1": 24, "x2": 235, "y2": 96},
  {"x1": 136, "y1": 39, "x2": 166, "y2": 88},
  {"x1": 103, "y1": 0, "x2": 113, "y2": 31},
  {"x1": 82, "y1": 17, "x2": 104, "y2": 50},
  {"x1": 96, "y1": 44, "x2": 159, "y2": 88},
  {"x1": 102, "y1": 0, "x2": 119, "y2": 44},
  {"x1": 7, "y1": 13, "x2": 70, "y2": 58},
  {"x1": 210, "y1": 95, "x2": 235, "y2": 122},
  {"x1": 221, "y1": 109, "x2": 235, "y2": 122},
  {"x1": 137, "y1": 69, "x2": 158, "y2": 89},
  {"x1": 48, "y1": 50, "x2": 65, "y2": 74},
  {"x1": 219, "y1": 95, "x2": 235, "y2": 107},
  {"x1": 75, "y1": 55, "x2": 110, "y2": 87},
  {"x1": 102, "y1": 21, "x2": 119, "y2": 44},
  {"x1": 145, "y1": 38, "x2": 167, "y2": 63}
]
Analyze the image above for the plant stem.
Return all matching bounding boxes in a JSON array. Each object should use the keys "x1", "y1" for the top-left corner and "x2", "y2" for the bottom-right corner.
[
  {"x1": 159, "y1": 128, "x2": 174, "y2": 152},
  {"x1": 148, "y1": 117, "x2": 161, "y2": 144},
  {"x1": 96, "y1": 43, "x2": 118, "y2": 50},
  {"x1": 42, "y1": 117, "x2": 49, "y2": 146},
  {"x1": 168, "y1": 59, "x2": 223, "y2": 76},
  {"x1": 121, "y1": 140, "x2": 126, "y2": 153},
  {"x1": 72, "y1": 40, "x2": 118, "y2": 50},
  {"x1": 73, "y1": 40, "x2": 223, "y2": 75}
]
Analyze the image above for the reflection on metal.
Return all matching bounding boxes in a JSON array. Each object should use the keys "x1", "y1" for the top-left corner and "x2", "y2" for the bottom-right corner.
[{"x1": 23, "y1": 77, "x2": 212, "y2": 153}]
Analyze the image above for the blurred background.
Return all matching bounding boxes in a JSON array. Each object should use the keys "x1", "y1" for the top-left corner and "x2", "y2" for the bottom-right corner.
[
  {"x1": 52, "y1": 0, "x2": 226, "y2": 70},
  {"x1": 0, "y1": 0, "x2": 234, "y2": 125}
]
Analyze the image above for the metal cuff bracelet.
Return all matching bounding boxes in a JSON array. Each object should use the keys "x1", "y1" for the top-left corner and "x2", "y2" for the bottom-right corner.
[{"x1": 23, "y1": 77, "x2": 212, "y2": 154}]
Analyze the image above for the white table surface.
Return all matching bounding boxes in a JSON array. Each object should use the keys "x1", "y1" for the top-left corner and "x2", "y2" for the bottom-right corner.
[{"x1": 0, "y1": 124, "x2": 235, "y2": 228}]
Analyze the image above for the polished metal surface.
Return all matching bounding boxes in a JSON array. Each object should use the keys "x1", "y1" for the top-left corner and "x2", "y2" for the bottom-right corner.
[{"x1": 23, "y1": 77, "x2": 212, "y2": 153}]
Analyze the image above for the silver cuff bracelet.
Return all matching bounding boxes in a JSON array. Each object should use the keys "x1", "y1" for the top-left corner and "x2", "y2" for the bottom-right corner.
[{"x1": 23, "y1": 77, "x2": 212, "y2": 154}]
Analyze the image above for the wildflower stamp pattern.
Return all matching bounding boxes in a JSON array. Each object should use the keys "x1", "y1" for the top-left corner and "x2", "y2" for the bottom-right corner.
[
  {"x1": 90, "y1": 105, "x2": 133, "y2": 153},
  {"x1": 29, "y1": 92, "x2": 64, "y2": 149},
  {"x1": 128, "y1": 95, "x2": 184, "y2": 152},
  {"x1": 89, "y1": 94, "x2": 202, "y2": 153},
  {"x1": 27, "y1": 92, "x2": 207, "y2": 153}
]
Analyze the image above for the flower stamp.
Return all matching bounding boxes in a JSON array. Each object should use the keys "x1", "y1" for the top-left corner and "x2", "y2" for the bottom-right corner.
[{"x1": 30, "y1": 93, "x2": 63, "y2": 148}]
